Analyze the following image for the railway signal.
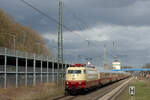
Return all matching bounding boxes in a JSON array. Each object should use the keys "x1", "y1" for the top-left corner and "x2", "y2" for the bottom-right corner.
[{"x1": 129, "y1": 86, "x2": 135, "y2": 96}]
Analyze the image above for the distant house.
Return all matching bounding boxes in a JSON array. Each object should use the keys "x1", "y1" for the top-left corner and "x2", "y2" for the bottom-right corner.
[{"x1": 112, "y1": 60, "x2": 121, "y2": 70}]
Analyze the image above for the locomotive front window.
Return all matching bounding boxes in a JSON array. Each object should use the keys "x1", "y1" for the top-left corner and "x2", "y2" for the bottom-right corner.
[{"x1": 68, "y1": 70, "x2": 81, "y2": 74}]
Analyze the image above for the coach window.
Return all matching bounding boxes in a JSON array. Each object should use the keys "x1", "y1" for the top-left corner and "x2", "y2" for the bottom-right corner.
[{"x1": 83, "y1": 70, "x2": 86, "y2": 74}]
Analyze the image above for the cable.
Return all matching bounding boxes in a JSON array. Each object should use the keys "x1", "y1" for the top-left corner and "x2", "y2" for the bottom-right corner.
[
  {"x1": 20, "y1": 0, "x2": 119, "y2": 63},
  {"x1": 21, "y1": 0, "x2": 71, "y2": 31},
  {"x1": 63, "y1": 3, "x2": 89, "y2": 29},
  {"x1": 20, "y1": 0, "x2": 86, "y2": 41}
]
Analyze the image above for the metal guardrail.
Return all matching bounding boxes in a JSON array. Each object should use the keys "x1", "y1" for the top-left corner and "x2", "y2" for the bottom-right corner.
[{"x1": 0, "y1": 47, "x2": 53, "y2": 61}]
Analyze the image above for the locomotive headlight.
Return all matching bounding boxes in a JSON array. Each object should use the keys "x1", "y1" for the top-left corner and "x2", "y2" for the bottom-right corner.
[{"x1": 66, "y1": 82, "x2": 69, "y2": 84}]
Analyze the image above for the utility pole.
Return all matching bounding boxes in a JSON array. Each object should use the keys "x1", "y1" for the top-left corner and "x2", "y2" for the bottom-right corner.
[
  {"x1": 60, "y1": 0, "x2": 64, "y2": 88},
  {"x1": 104, "y1": 44, "x2": 106, "y2": 69},
  {"x1": 96, "y1": 56, "x2": 101, "y2": 66},
  {"x1": 57, "y1": 0, "x2": 63, "y2": 87},
  {"x1": 113, "y1": 41, "x2": 117, "y2": 60},
  {"x1": 0, "y1": 33, "x2": 16, "y2": 53},
  {"x1": 13, "y1": 35, "x2": 16, "y2": 53}
]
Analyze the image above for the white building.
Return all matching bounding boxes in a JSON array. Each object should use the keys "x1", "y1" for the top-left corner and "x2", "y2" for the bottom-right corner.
[{"x1": 112, "y1": 60, "x2": 121, "y2": 69}]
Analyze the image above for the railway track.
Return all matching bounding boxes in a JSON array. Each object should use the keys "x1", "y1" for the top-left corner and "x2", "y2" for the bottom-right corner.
[
  {"x1": 95, "y1": 78, "x2": 132, "y2": 100},
  {"x1": 52, "y1": 95, "x2": 76, "y2": 100},
  {"x1": 51, "y1": 78, "x2": 131, "y2": 100}
]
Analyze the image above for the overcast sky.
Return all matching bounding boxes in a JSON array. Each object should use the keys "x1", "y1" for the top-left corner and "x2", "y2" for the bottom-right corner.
[{"x1": 1, "y1": 0, "x2": 150, "y2": 68}]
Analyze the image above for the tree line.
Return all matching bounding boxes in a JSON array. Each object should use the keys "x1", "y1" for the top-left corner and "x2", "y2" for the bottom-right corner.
[{"x1": 0, "y1": 9, "x2": 50, "y2": 55}]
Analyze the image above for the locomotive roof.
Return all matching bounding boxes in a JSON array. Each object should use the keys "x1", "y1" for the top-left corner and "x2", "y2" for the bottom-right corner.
[{"x1": 67, "y1": 66, "x2": 86, "y2": 70}]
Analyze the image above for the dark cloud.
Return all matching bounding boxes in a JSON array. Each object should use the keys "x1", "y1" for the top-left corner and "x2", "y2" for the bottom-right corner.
[
  {"x1": 1, "y1": 0, "x2": 150, "y2": 67},
  {"x1": 1, "y1": 0, "x2": 150, "y2": 32}
]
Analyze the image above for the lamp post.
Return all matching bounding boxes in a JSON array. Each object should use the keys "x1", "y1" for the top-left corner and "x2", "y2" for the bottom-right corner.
[
  {"x1": 104, "y1": 44, "x2": 106, "y2": 69},
  {"x1": 35, "y1": 42, "x2": 41, "y2": 54},
  {"x1": 96, "y1": 56, "x2": 101, "y2": 66},
  {"x1": 0, "y1": 33, "x2": 16, "y2": 52}
]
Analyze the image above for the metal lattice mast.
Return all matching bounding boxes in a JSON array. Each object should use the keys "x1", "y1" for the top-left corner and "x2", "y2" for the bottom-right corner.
[
  {"x1": 104, "y1": 44, "x2": 106, "y2": 69},
  {"x1": 60, "y1": 0, "x2": 63, "y2": 66},
  {"x1": 57, "y1": 0, "x2": 63, "y2": 87}
]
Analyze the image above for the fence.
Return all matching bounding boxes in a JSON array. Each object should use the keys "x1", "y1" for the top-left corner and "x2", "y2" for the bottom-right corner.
[{"x1": 0, "y1": 47, "x2": 70, "y2": 88}]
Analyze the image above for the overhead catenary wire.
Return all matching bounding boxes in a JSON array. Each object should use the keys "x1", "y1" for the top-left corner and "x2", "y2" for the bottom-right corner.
[
  {"x1": 20, "y1": 0, "x2": 119, "y2": 65},
  {"x1": 63, "y1": 3, "x2": 89, "y2": 30},
  {"x1": 62, "y1": 3, "x2": 93, "y2": 46},
  {"x1": 21, "y1": 0, "x2": 102, "y2": 50},
  {"x1": 20, "y1": 0, "x2": 66, "y2": 29},
  {"x1": 20, "y1": 0, "x2": 87, "y2": 41},
  {"x1": 20, "y1": 0, "x2": 94, "y2": 65}
]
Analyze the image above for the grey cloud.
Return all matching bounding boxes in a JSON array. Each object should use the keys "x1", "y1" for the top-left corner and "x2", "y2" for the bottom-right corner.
[
  {"x1": 1, "y1": 0, "x2": 150, "y2": 32},
  {"x1": 1, "y1": 0, "x2": 150, "y2": 67}
]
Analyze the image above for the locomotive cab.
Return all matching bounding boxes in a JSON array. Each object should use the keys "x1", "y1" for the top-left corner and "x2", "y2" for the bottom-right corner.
[
  {"x1": 65, "y1": 64, "x2": 87, "y2": 92},
  {"x1": 66, "y1": 68, "x2": 86, "y2": 81}
]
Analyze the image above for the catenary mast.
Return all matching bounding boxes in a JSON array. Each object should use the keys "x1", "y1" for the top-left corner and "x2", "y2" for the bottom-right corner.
[{"x1": 57, "y1": 0, "x2": 63, "y2": 87}]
